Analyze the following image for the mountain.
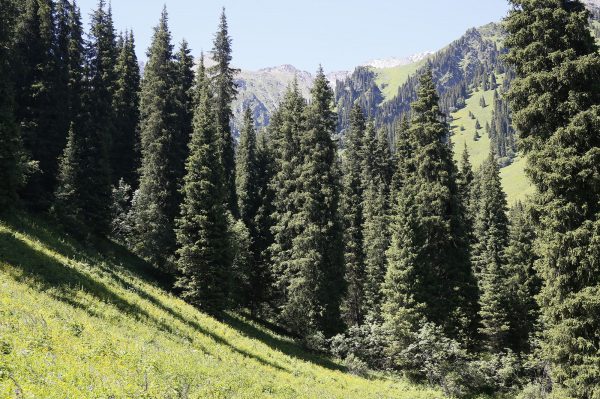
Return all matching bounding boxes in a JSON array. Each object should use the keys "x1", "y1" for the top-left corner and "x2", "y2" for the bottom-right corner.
[
  {"x1": 227, "y1": 52, "x2": 434, "y2": 136},
  {"x1": 359, "y1": 51, "x2": 434, "y2": 69},
  {"x1": 583, "y1": 0, "x2": 600, "y2": 9}
]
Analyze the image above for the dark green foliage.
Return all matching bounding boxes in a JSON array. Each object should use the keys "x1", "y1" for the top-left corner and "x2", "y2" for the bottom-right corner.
[
  {"x1": 475, "y1": 119, "x2": 481, "y2": 130},
  {"x1": 488, "y1": 86, "x2": 517, "y2": 165},
  {"x1": 13, "y1": 0, "x2": 69, "y2": 208},
  {"x1": 112, "y1": 30, "x2": 141, "y2": 188},
  {"x1": 341, "y1": 104, "x2": 367, "y2": 326},
  {"x1": 175, "y1": 61, "x2": 232, "y2": 313},
  {"x1": 362, "y1": 122, "x2": 393, "y2": 315},
  {"x1": 471, "y1": 152, "x2": 510, "y2": 352},
  {"x1": 235, "y1": 106, "x2": 272, "y2": 313},
  {"x1": 270, "y1": 71, "x2": 345, "y2": 337},
  {"x1": 133, "y1": 7, "x2": 183, "y2": 267},
  {"x1": 504, "y1": 1, "x2": 600, "y2": 395},
  {"x1": 70, "y1": 0, "x2": 116, "y2": 236},
  {"x1": 209, "y1": 8, "x2": 239, "y2": 216},
  {"x1": 479, "y1": 96, "x2": 486, "y2": 107},
  {"x1": 383, "y1": 68, "x2": 478, "y2": 346},
  {"x1": 53, "y1": 125, "x2": 82, "y2": 231},
  {"x1": 504, "y1": 201, "x2": 540, "y2": 354},
  {"x1": 0, "y1": 0, "x2": 24, "y2": 211},
  {"x1": 457, "y1": 144, "x2": 475, "y2": 235}
]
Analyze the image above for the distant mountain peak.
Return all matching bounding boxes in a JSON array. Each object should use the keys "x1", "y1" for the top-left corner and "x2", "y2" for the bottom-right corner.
[
  {"x1": 360, "y1": 51, "x2": 434, "y2": 69},
  {"x1": 258, "y1": 64, "x2": 306, "y2": 74},
  {"x1": 583, "y1": 0, "x2": 600, "y2": 9}
]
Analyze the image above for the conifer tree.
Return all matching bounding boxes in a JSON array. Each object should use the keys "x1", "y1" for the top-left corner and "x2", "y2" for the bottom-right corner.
[
  {"x1": 504, "y1": 1, "x2": 600, "y2": 393},
  {"x1": 362, "y1": 122, "x2": 393, "y2": 314},
  {"x1": 175, "y1": 59, "x2": 232, "y2": 313},
  {"x1": 54, "y1": 125, "x2": 81, "y2": 230},
  {"x1": 172, "y1": 39, "x2": 195, "y2": 185},
  {"x1": 13, "y1": 0, "x2": 69, "y2": 207},
  {"x1": 0, "y1": 0, "x2": 24, "y2": 211},
  {"x1": 235, "y1": 106, "x2": 270, "y2": 312},
  {"x1": 133, "y1": 7, "x2": 180, "y2": 266},
  {"x1": 269, "y1": 80, "x2": 306, "y2": 331},
  {"x1": 458, "y1": 144, "x2": 475, "y2": 234},
  {"x1": 209, "y1": 8, "x2": 239, "y2": 216},
  {"x1": 297, "y1": 67, "x2": 345, "y2": 335},
  {"x1": 112, "y1": 30, "x2": 141, "y2": 188},
  {"x1": 383, "y1": 68, "x2": 477, "y2": 345},
  {"x1": 504, "y1": 201, "x2": 540, "y2": 354},
  {"x1": 341, "y1": 104, "x2": 367, "y2": 326},
  {"x1": 70, "y1": 0, "x2": 117, "y2": 235},
  {"x1": 472, "y1": 152, "x2": 510, "y2": 352}
]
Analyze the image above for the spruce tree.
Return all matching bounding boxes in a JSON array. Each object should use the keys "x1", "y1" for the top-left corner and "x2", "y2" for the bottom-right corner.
[
  {"x1": 235, "y1": 106, "x2": 270, "y2": 312},
  {"x1": 341, "y1": 104, "x2": 367, "y2": 326},
  {"x1": 383, "y1": 68, "x2": 478, "y2": 345},
  {"x1": 209, "y1": 8, "x2": 239, "y2": 216},
  {"x1": 297, "y1": 66, "x2": 345, "y2": 335},
  {"x1": 133, "y1": 7, "x2": 180, "y2": 266},
  {"x1": 504, "y1": 1, "x2": 600, "y2": 393},
  {"x1": 0, "y1": 0, "x2": 24, "y2": 211},
  {"x1": 504, "y1": 201, "x2": 540, "y2": 354},
  {"x1": 269, "y1": 80, "x2": 306, "y2": 330},
  {"x1": 112, "y1": 30, "x2": 141, "y2": 188},
  {"x1": 13, "y1": 0, "x2": 69, "y2": 208},
  {"x1": 175, "y1": 60, "x2": 232, "y2": 313},
  {"x1": 74, "y1": 0, "x2": 117, "y2": 235},
  {"x1": 362, "y1": 122, "x2": 393, "y2": 315},
  {"x1": 458, "y1": 144, "x2": 475, "y2": 235},
  {"x1": 472, "y1": 152, "x2": 510, "y2": 352}
]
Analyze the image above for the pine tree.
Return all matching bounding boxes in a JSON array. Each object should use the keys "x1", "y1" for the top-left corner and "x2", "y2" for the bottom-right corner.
[
  {"x1": 341, "y1": 104, "x2": 367, "y2": 326},
  {"x1": 504, "y1": 201, "x2": 540, "y2": 354},
  {"x1": 69, "y1": 0, "x2": 117, "y2": 235},
  {"x1": 383, "y1": 68, "x2": 477, "y2": 346},
  {"x1": 13, "y1": 0, "x2": 69, "y2": 208},
  {"x1": 235, "y1": 106, "x2": 269, "y2": 312},
  {"x1": 269, "y1": 80, "x2": 306, "y2": 329},
  {"x1": 175, "y1": 60, "x2": 232, "y2": 313},
  {"x1": 133, "y1": 7, "x2": 180, "y2": 266},
  {"x1": 172, "y1": 39, "x2": 195, "y2": 186},
  {"x1": 471, "y1": 152, "x2": 510, "y2": 352},
  {"x1": 209, "y1": 8, "x2": 239, "y2": 216},
  {"x1": 297, "y1": 67, "x2": 345, "y2": 335},
  {"x1": 362, "y1": 122, "x2": 393, "y2": 315},
  {"x1": 54, "y1": 124, "x2": 81, "y2": 230},
  {"x1": 458, "y1": 144, "x2": 475, "y2": 234},
  {"x1": 0, "y1": 0, "x2": 24, "y2": 211},
  {"x1": 504, "y1": 1, "x2": 600, "y2": 393},
  {"x1": 112, "y1": 30, "x2": 141, "y2": 188}
]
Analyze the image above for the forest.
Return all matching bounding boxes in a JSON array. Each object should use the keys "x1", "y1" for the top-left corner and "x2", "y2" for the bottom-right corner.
[{"x1": 1, "y1": 0, "x2": 600, "y2": 398}]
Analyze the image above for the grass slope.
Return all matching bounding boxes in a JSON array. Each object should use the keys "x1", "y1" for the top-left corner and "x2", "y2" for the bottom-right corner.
[
  {"x1": 448, "y1": 75, "x2": 534, "y2": 204},
  {"x1": 373, "y1": 58, "x2": 430, "y2": 102},
  {"x1": 0, "y1": 213, "x2": 444, "y2": 398}
]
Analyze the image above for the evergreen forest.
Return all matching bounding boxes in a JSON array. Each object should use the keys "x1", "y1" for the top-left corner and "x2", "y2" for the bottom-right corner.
[{"x1": 1, "y1": 0, "x2": 600, "y2": 398}]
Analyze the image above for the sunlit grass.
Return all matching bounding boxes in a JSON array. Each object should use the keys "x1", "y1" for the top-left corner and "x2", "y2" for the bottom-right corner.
[{"x1": 0, "y1": 214, "x2": 445, "y2": 398}]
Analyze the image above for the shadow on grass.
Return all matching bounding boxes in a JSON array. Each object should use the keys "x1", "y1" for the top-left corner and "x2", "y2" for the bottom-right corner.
[
  {"x1": 220, "y1": 312, "x2": 347, "y2": 373},
  {"x1": 0, "y1": 218, "x2": 287, "y2": 373}
]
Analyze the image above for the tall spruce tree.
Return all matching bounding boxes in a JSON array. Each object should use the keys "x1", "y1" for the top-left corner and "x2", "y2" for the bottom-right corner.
[
  {"x1": 112, "y1": 30, "x2": 141, "y2": 188},
  {"x1": 74, "y1": 0, "x2": 118, "y2": 235},
  {"x1": 269, "y1": 79, "x2": 307, "y2": 332},
  {"x1": 209, "y1": 8, "x2": 239, "y2": 216},
  {"x1": 175, "y1": 58, "x2": 232, "y2": 313},
  {"x1": 362, "y1": 122, "x2": 393, "y2": 315},
  {"x1": 472, "y1": 152, "x2": 510, "y2": 352},
  {"x1": 504, "y1": 201, "x2": 540, "y2": 354},
  {"x1": 0, "y1": 0, "x2": 24, "y2": 211},
  {"x1": 341, "y1": 104, "x2": 367, "y2": 326},
  {"x1": 133, "y1": 7, "x2": 180, "y2": 266},
  {"x1": 504, "y1": 1, "x2": 600, "y2": 394},
  {"x1": 235, "y1": 106, "x2": 270, "y2": 312},
  {"x1": 13, "y1": 0, "x2": 69, "y2": 208},
  {"x1": 383, "y1": 68, "x2": 478, "y2": 345},
  {"x1": 297, "y1": 67, "x2": 345, "y2": 335}
]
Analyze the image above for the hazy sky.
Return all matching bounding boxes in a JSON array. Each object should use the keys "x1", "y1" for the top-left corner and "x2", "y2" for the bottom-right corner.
[{"x1": 76, "y1": 0, "x2": 511, "y2": 73}]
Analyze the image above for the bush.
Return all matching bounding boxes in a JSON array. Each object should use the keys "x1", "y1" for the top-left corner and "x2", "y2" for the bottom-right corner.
[
  {"x1": 345, "y1": 354, "x2": 368, "y2": 377},
  {"x1": 329, "y1": 314, "x2": 393, "y2": 370}
]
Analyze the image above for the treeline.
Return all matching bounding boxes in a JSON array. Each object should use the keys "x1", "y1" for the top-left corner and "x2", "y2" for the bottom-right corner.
[{"x1": 2, "y1": 0, "x2": 600, "y2": 398}]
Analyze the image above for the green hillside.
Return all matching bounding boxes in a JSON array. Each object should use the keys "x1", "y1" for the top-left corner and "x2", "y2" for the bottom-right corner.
[
  {"x1": 447, "y1": 75, "x2": 534, "y2": 204},
  {"x1": 0, "y1": 213, "x2": 444, "y2": 398},
  {"x1": 373, "y1": 57, "x2": 431, "y2": 101}
]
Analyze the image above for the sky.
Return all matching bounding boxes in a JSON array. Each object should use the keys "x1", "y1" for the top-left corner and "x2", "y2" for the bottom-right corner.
[{"x1": 77, "y1": 0, "x2": 512, "y2": 73}]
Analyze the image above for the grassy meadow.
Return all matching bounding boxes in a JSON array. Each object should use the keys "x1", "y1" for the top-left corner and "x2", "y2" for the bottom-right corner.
[{"x1": 0, "y1": 213, "x2": 447, "y2": 398}]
